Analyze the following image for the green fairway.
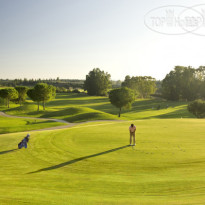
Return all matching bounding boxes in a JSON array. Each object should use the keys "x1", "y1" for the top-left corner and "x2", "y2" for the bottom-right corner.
[
  {"x1": 2, "y1": 93, "x2": 195, "y2": 122},
  {"x1": 0, "y1": 116, "x2": 66, "y2": 134},
  {"x1": 0, "y1": 119, "x2": 204, "y2": 204},
  {"x1": 2, "y1": 1, "x2": 205, "y2": 204}
]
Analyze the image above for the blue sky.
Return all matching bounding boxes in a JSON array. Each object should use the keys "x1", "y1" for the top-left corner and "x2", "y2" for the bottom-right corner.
[{"x1": 1, "y1": 0, "x2": 205, "y2": 80}]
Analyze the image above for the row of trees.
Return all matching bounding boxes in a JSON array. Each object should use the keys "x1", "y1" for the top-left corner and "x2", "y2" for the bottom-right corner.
[
  {"x1": 0, "y1": 80, "x2": 134, "y2": 117},
  {"x1": 162, "y1": 66, "x2": 205, "y2": 101},
  {"x1": 0, "y1": 86, "x2": 28, "y2": 108},
  {"x1": 0, "y1": 78, "x2": 84, "y2": 89},
  {"x1": 1, "y1": 66, "x2": 204, "y2": 117},
  {"x1": 0, "y1": 88, "x2": 18, "y2": 108},
  {"x1": 84, "y1": 68, "x2": 156, "y2": 97},
  {"x1": 0, "y1": 78, "x2": 122, "y2": 90},
  {"x1": 0, "y1": 83, "x2": 56, "y2": 110},
  {"x1": 83, "y1": 67, "x2": 205, "y2": 118},
  {"x1": 83, "y1": 66, "x2": 205, "y2": 101}
]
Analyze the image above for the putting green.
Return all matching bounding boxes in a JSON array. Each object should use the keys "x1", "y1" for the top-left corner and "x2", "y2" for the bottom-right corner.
[{"x1": 0, "y1": 119, "x2": 204, "y2": 204}]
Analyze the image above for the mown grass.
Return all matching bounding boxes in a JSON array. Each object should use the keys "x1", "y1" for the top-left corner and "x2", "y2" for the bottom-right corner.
[
  {"x1": 1, "y1": 93, "x2": 195, "y2": 122},
  {"x1": 0, "y1": 119, "x2": 204, "y2": 204},
  {"x1": 0, "y1": 116, "x2": 65, "y2": 134}
]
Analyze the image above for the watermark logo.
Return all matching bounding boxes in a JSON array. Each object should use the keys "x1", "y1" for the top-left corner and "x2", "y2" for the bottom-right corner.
[{"x1": 144, "y1": 4, "x2": 205, "y2": 35}]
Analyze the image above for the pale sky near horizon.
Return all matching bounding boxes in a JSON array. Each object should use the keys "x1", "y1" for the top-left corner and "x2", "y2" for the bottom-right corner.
[{"x1": 1, "y1": 0, "x2": 205, "y2": 80}]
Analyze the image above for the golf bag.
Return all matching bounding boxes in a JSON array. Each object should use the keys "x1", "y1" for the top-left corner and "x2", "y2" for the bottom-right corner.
[
  {"x1": 18, "y1": 141, "x2": 25, "y2": 149},
  {"x1": 18, "y1": 134, "x2": 30, "y2": 149}
]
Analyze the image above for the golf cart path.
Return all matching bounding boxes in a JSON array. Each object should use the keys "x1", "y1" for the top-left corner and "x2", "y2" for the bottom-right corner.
[{"x1": 0, "y1": 111, "x2": 124, "y2": 133}]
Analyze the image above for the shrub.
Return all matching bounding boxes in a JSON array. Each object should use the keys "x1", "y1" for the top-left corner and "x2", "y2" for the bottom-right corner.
[
  {"x1": 56, "y1": 87, "x2": 68, "y2": 93},
  {"x1": 72, "y1": 89, "x2": 81, "y2": 93},
  {"x1": 188, "y1": 99, "x2": 205, "y2": 118}
]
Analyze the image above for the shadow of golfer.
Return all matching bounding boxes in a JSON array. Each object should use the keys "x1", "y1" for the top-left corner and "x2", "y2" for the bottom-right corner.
[
  {"x1": 0, "y1": 148, "x2": 18, "y2": 155},
  {"x1": 28, "y1": 145, "x2": 129, "y2": 174}
]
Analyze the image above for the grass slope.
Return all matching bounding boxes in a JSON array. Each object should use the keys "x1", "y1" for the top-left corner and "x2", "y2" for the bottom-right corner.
[
  {"x1": 2, "y1": 93, "x2": 195, "y2": 122},
  {"x1": 0, "y1": 119, "x2": 204, "y2": 204},
  {"x1": 41, "y1": 107, "x2": 118, "y2": 122},
  {"x1": 0, "y1": 116, "x2": 65, "y2": 134},
  {"x1": 4, "y1": 104, "x2": 118, "y2": 122}
]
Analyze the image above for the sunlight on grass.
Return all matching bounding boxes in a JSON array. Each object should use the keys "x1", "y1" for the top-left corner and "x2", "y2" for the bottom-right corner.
[{"x1": 0, "y1": 119, "x2": 204, "y2": 204}]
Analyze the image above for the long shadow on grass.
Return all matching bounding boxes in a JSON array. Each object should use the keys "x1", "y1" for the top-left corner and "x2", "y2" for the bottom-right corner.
[
  {"x1": 0, "y1": 149, "x2": 18, "y2": 155},
  {"x1": 28, "y1": 145, "x2": 129, "y2": 174}
]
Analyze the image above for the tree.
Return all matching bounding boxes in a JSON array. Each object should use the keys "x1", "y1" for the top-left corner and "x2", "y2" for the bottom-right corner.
[
  {"x1": 27, "y1": 83, "x2": 56, "y2": 111},
  {"x1": 122, "y1": 76, "x2": 156, "y2": 98},
  {"x1": 161, "y1": 69, "x2": 182, "y2": 101},
  {"x1": 0, "y1": 88, "x2": 18, "y2": 108},
  {"x1": 109, "y1": 87, "x2": 135, "y2": 117},
  {"x1": 188, "y1": 99, "x2": 205, "y2": 118},
  {"x1": 27, "y1": 88, "x2": 41, "y2": 111},
  {"x1": 196, "y1": 66, "x2": 205, "y2": 99},
  {"x1": 84, "y1": 68, "x2": 111, "y2": 96},
  {"x1": 15, "y1": 86, "x2": 28, "y2": 106},
  {"x1": 161, "y1": 66, "x2": 203, "y2": 101}
]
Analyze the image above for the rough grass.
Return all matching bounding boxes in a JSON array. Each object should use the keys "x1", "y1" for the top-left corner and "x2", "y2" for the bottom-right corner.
[
  {"x1": 0, "y1": 119, "x2": 204, "y2": 204},
  {"x1": 2, "y1": 93, "x2": 195, "y2": 122}
]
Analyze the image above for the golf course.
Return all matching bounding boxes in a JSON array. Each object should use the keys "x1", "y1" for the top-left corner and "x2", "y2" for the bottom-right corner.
[
  {"x1": 2, "y1": 0, "x2": 205, "y2": 204},
  {"x1": 0, "y1": 93, "x2": 204, "y2": 204}
]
